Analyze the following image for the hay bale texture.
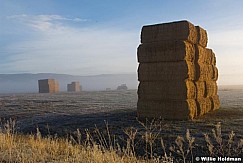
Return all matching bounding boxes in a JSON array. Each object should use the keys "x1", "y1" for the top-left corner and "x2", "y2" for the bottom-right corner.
[{"x1": 137, "y1": 20, "x2": 220, "y2": 120}]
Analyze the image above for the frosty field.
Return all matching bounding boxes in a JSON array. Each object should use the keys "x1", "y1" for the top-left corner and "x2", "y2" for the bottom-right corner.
[{"x1": 0, "y1": 88, "x2": 242, "y2": 142}]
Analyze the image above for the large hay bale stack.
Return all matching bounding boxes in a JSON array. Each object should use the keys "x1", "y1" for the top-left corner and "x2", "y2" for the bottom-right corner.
[
  {"x1": 38, "y1": 79, "x2": 59, "y2": 93},
  {"x1": 137, "y1": 20, "x2": 220, "y2": 120}
]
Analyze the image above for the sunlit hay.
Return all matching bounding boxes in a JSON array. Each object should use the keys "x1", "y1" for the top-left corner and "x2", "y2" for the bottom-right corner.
[
  {"x1": 196, "y1": 97, "x2": 212, "y2": 116},
  {"x1": 209, "y1": 95, "x2": 220, "y2": 111},
  {"x1": 141, "y1": 21, "x2": 198, "y2": 44},
  {"x1": 206, "y1": 81, "x2": 218, "y2": 97},
  {"x1": 195, "y1": 81, "x2": 206, "y2": 99},
  {"x1": 137, "y1": 41, "x2": 196, "y2": 63},
  {"x1": 137, "y1": 79, "x2": 196, "y2": 101},
  {"x1": 195, "y1": 26, "x2": 208, "y2": 47}
]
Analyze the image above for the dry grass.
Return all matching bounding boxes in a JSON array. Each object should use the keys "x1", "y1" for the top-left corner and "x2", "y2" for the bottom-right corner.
[
  {"x1": 0, "y1": 119, "x2": 242, "y2": 163},
  {"x1": 0, "y1": 119, "x2": 145, "y2": 163}
]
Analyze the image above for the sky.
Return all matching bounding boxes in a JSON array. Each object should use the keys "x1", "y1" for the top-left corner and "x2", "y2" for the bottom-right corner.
[{"x1": 1, "y1": 0, "x2": 243, "y2": 85}]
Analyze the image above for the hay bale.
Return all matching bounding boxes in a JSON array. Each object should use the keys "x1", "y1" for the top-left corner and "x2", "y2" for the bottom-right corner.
[
  {"x1": 211, "y1": 51, "x2": 216, "y2": 66},
  {"x1": 138, "y1": 61, "x2": 196, "y2": 81},
  {"x1": 67, "y1": 82, "x2": 80, "y2": 92},
  {"x1": 195, "y1": 45, "x2": 206, "y2": 64},
  {"x1": 195, "y1": 26, "x2": 208, "y2": 47},
  {"x1": 205, "y1": 49, "x2": 213, "y2": 65},
  {"x1": 137, "y1": 41, "x2": 195, "y2": 63},
  {"x1": 205, "y1": 81, "x2": 218, "y2": 97},
  {"x1": 196, "y1": 64, "x2": 214, "y2": 81},
  {"x1": 138, "y1": 80, "x2": 196, "y2": 100},
  {"x1": 196, "y1": 97, "x2": 212, "y2": 116},
  {"x1": 212, "y1": 66, "x2": 218, "y2": 81},
  {"x1": 137, "y1": 99, "x2": 197, "y2": 120},
  {"x1": 195, "y1": 81, "x2": 206, "y2": 99},
  {"x1": 38, "y1": 79, "x2": 59, "y2": 93},
  {"x1": 141, "y1": 20, "x2": 198, "y2": 44},
  {"x1": 209, "y1": 95, "x2": 220, "y2": 111},
  {"x1": 195, "y1": 45, "x2": 215, "y2": 65}
]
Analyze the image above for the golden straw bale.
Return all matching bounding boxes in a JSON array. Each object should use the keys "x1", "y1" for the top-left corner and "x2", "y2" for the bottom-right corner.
[
  {"x1": 137, "y1": 41, "x2": 195, "y2": 63},
  {"x1": 195, "y1": 64, "x2": 214, "y2": 81},
  {"x1": 195, "y1": 81, "x2": 206, "y2": 99},
  {"x1": 138, "y1": 80, "x2": 196, "y2": 100},
  {"x1": 212, "y1": 66, "x2": 218, "y2": 81},
  {"x1": 195, "y1": 26, "x2": 208, "y2": 47},
  {"x1": 196, "y1": 97, "x2": 212, "y2": 116},
  {"x1": 211, "y1": 51, "x2": 216, "y2": 66},
  {"x1": 141, "y1": 20, "x2": 198, "y2": 44},
  {"x1": 137, "y1": 99, "x2": 197, "y2": 120},
  {"x1": 205, "y1": 81, "x2": 218, "y2": 97},
  {"x1": 195, "y1": 45, "x2": 214, "y2": 65},
  {"x1": 209, "y1": 95, "x2": 220, "y2": 111},
  {"x1": 138, "y1": 61, "x2": 196, "y2": 81}
]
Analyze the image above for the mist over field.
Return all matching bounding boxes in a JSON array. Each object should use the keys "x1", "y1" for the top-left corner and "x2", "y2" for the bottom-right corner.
[
  {"x1": 0, "y1": 73, "x2": 138, "y2": 93},
  {"x1": 1, "y1": 73, "x2": 243, "y2": 93}
]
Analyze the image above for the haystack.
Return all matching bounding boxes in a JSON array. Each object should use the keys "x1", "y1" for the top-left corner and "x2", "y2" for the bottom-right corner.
[
  {"x1": 38, "y1": 79, "x2": 59, "y2": 93},
  {"x1": 67, "y1": 82, "x2": 81, "y2": 92},
  {"x1": 137, "y1": 20, "x2": 220, "y2": 120}
]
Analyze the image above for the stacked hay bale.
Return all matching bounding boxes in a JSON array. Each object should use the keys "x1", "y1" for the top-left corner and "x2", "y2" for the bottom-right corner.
[
  {"x1": 67, "y1": 82, "x2": 80, "y2": 92},
  {"x1": 38, "y1": 79, "x2": 59, "y2": 93},
  {"x1": 117, "y1": 84, "x2": 128, "y2": 90},
  {"x1": 137, "y1": 20, "x2": 219, "y2": 120}
]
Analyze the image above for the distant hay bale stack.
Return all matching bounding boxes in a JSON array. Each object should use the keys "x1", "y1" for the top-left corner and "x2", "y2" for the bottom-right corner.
[
  {"x1": 38, "y1": 79, "x2": 59, "y2": 93},
  {"x1": 117, "y1": 84, "x2": 128, "y2": 90},
  {"x1": 106, "y1": 88, "x2": 112, "y2": 91},
  {"x1": 67, "y1": 82, "x2": 81, "y2": 92},
  {"x1": 137, "y1": 20, "x2": 220, "y2": 120}
]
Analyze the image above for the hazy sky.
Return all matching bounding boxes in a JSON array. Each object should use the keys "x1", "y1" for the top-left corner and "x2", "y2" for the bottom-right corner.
[{"x1": 1, "y1": 0, "x2": 243, "y2": 85}]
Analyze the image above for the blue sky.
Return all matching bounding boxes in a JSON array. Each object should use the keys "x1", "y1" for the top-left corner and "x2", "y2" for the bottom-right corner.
[{"x1": 1, "y1": 0, "x2": 243, "y2": 84}]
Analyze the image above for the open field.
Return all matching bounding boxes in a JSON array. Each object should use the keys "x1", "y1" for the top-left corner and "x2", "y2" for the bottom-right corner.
[
  {"x1": 0, "y1": 89, "x2": 242, "y2": 137},
  {"x1": 0, "y1": 88, "x2": 242, "y2": 160}
]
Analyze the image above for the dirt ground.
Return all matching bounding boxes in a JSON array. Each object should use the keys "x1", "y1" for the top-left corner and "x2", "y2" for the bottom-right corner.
[{"x1": 0, "y1": 89, "x2": 242, "y2": 146}]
